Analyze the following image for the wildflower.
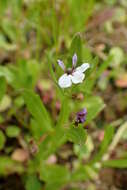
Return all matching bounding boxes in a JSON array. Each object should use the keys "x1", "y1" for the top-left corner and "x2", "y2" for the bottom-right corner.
[
  {"x1": 75, "y1": 108, "x2": 87, "y2": 125},
  {"x1": 57, "y1": 53, "x2": 90, "y2": 88}
]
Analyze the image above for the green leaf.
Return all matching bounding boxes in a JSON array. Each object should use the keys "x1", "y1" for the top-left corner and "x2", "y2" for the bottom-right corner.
[
  {"x1": 1, "y1": 18, "x2": 17, "y2": 42},
  {"x1": 0, "y1": 95, "x2": 12, "y2": 112},
  {"x1": 91, "y1": 125, "x2": 114, "y2": 164},
  {"x1": 9, "y1": 60, "x2": 39, "y2": 89},
  {"x1": 71, "y1": 167, "x2": 89, "y2": 182},
  {"x1": 23, "y1": 90, "x2": 52, "y2": 133},
  {"x1": 27, "y1": 60, "x2": 40, "y2": 88},
  {"x1": 46, "y1": 52, "x2": 57, "y2": 83},
  {"x1": 74, "y1": 135, "x2": 94, "y2": 159},
  {"x1": 95, "y1": 56, "x2": 113, "y2": 79},
  {"x1": 46, "y1": 52, "x2": 64, "y2": 97},
  {"x1": 6, "y1": 125, "x2": 21, "y2": 138},
  {"x1": 83, "y1": 56, "x2": 112, "y2": 94},
  {"x1": 40, "y1": 164, "x2": 70, "y2": 184},
  {"x1": 25, "y1": 175, "x2": 42, "y2": 190},
  {"x1": 30, "y1": 119, "x2": 43, "y2": 140},
  {"x1": 37, "y1": 128, "x2": 67, "y2": 160},
  {"x1": 103, "y1": 159, "x2": 127, "y2": 168},
  {"x1": 71, "y1": 165, "x2": 97, "y2": 182},
  {"x1": 0, "y1": 0, "x2": 8, "y2": 14},
  {"x1": 82, "y1": 96, "x2": 105, "y2": 124},
  {"x1": 67, "y1": 126, "x2": 87, "y2": 145},
  {"x1": 0, "y1": 115, "x2": 4, "y2": 123},
  {"x1": 68, "y1": 33, "x2": 82, "y2": 66},
  {"x1": 68, "y1": 0, "x2": 94, "y2": 32},
  {"x1": 0, "y1": 66, "x2": 13, "y2": 83},
  {"x1": 45, "y1": 183, "x2": 63, "y2": 190},
  {"x1": 99, "y1": 125, "x2": 114, "y2": 156},
  {"x1": 109, "y1": 47, "x2": 124, "y2": 67},
  {"x1": 0, "y1": 156, "x2": 24, "y2": 176},
  {"x1": 83, "y1": 165, "x2": 98, "y2": 180},
  {"x1": 0, "y1": 131, "x2": 6, "y2": 150},
  {"x1": 0, "y1": 35, "x2": 17, "y2": 51},
  {"x1": 0, "y1": 77, "x2": 6, "y2": 102},
  {"x1": 56, "y1": 97, "x2": 70, "y2": 128},
  {"x1": 82, "y1": 56, "x2": 99, "y2": 93}
]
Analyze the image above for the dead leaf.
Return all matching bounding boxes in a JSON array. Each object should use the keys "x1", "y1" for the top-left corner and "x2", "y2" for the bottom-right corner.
[
  {"x1": 115, "y1": 74, "x2": 127, "y2": 88},
  {"x1": 11, "y1": 148, "x2": 29, "y2": 162}
]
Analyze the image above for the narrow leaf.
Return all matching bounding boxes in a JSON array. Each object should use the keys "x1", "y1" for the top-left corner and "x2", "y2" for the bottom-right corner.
[
  {"x1": 103, "y1": 159, "x2": 127, "y2": 168},
  {"x1": 0, "y1": 77, "x2": 6, "y2": 102},
  {"x1": 56, "y1": 97, "x2": 70, "y2": 128},
  {"x1": 23, "y1": 90, "x2": 52, "y2": 133},
  {"x1": 90, "y1": 125, "x2": 114, "y2": 164},
  {"x1": 68, "y1": 33, "x2": 82, "y2": 66}
]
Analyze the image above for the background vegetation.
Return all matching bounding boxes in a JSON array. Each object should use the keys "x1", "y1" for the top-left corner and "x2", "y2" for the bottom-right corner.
[{"x1": 0, "y1": 0, "x2": 127, "y2": 189}]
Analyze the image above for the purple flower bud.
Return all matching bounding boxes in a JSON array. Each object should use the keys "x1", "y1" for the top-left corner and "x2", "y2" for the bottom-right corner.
[
  {"x1": 72, "y1": 53, "x2": 77, "y2": 68},
  {"x1": 57, "y1": 60, "x2": 65, "y2": 71},
  {"x1": 75, "y1": 108, "x2": 87, "y2": 125}
]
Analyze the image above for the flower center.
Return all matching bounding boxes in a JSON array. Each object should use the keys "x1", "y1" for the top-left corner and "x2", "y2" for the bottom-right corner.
[{"x1": 66, "y1": 68, "x2": 74, "y2": 75}]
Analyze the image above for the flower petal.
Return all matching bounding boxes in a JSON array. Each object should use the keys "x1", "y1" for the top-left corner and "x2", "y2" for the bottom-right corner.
[
  {"x1": 71, "y1": 71, "x2": 85, "y2": 84},
  {"x1": 58, "y1": 74, "x2": 72, "y2": 88},
  {"x1": 76, "y1": 63, "x2": 90, "y2": 73},
  {"x1": 72, "y1": 53, "x2": 77, "y2": 68},
  {"x1": 57, "y1": 60, "x2": 65, "y2": 71}
]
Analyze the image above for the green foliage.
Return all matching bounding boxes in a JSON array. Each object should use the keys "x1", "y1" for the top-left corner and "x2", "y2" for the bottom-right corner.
[
  {"x1": 71, "y1": 166, "x2": 90, "y2": 182},
  {"x1": 68, "y1": 0, "x2": 95, "y2": 32},
  {"x1": 109, "y1": 47, "x2": 124, "y2": 67},
  {"x1": 25, "y1": 175, "x2": 42, "y2": 190},
  {"x1": 56, "y1": 97, "x2": 70, "y2": 128},
  {"x1": 0, "y1": 0, "x2": 8, "y2": 14},
  {"x1": 0, "y1": 156, "x2": 24, "y2": 176},
  {"x1": 67, "y1": 126, "x2": 87, "y2": 145},
  {"x1": 103, "y1": 159, "x2": 127, "y2": 168},
  {"x1": 83, "y1": 96, "x2": 105, "y2": 124},
  {"x1": 37, "y1": 128, "x2": 67, "y2": 160},
  {"x1": 83, "y1": 56, "x2": 112, "y2": 94},
  {"x1": 0, "y1": 66, "x2": 13, "y2": 83},
  {"x1": 6, "y1": 125, "x2": 21, "y2": 138},
  {"x1": 74, "y1": 135, "x2": 94, "y2": 160},
  {"x1": 69, "y1": 33, "x2": 82, "y2": 65},
  {"x1": 0, "y1": 131, "x2": 6, "y2": 150},
  {"x1": 0, "y1": 34, "x2": 17, "y2": 51},
  {"x1": 0, "y1": 77, "x2": 6, "y2": 102},
  {"x1": 0, "y1": 95, "x2": 11, "y2": 112},
  {"x1": 8, "y1": 60, "x2": 40, "y2": 89},
  {"x1": 0, "y1": 0, "x2": 126, "y2": 189},
  {"x1": 91, "y1": 125, "x2": 115, "y2": 164},
  {"x1": 40, "y1": 164, "x2": 70, "y2": 190},
  {"x1": 40, "y1": 164, "x2": 70, "y2": 183},
  {"x1": 99, "y1": 125, "x2": 114, "y2": 157},
  {"x1": 71, "y1": 164, "x2": 98, "y2": 182},
  {"x1": 23, "y1": 89, "x2": 53, "y2": 134},
  {"x1": 1, "y1": 18, "x2": 18, "y2": 42}
]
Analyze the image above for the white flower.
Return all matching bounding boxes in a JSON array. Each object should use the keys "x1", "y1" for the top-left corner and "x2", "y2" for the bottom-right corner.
[{"x1": 57, "y1": 53, "x2": 90, "y2": 88}]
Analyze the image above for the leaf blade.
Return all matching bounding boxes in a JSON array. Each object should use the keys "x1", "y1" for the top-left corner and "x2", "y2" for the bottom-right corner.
[{"x1": 23, "y1": 90, "x2": 53, "y2": 133}]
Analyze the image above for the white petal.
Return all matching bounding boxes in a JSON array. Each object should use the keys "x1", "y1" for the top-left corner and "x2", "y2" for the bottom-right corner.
[
  {"x1": 58, "y1": 74, "x2": 72, "y2": 88},
  {"x1": 76, "y1": 63, "x2": 90, "y2": 73},
  {"x1": 71, "y1": 71, "x2": 85, "y2": 84}
]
